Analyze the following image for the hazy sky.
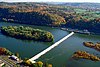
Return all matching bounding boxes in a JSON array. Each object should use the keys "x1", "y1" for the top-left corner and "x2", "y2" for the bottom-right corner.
[{"x1": 1, "y1": 0, "x2": 100, "y2": 3}]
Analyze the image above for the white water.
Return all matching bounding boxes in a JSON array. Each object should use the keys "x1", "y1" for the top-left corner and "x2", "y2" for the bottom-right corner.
[{"x1": 29, "y1": 32, "x2": 74, "y2": 63}]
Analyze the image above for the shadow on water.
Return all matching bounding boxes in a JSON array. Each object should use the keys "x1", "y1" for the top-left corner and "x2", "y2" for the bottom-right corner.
[
  {"x1": 75, "y1": 33, "x2": 100, "y2": 40},
  {"x1": 0, "y1": 32, "x2": 53, "y2": 46}
]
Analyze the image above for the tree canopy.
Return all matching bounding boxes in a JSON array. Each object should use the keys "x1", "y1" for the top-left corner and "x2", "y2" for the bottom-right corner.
[{"x1": 1, "y1": 26, "x2": 54, "y2": 42}]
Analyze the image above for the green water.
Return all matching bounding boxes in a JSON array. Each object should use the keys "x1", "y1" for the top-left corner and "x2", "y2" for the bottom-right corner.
[{"x1": 0, "y1": 22, "x2": 100, "y2": 67}]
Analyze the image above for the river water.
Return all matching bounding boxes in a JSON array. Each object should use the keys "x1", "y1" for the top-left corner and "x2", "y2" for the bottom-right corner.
[{"x1": 0, "y1": 22, "x2": 100, "y2": 67}]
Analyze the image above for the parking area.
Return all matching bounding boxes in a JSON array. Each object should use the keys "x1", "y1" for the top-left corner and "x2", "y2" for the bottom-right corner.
[{"x1": 0, "y1": 55, "x2": 21, "y2": 67}]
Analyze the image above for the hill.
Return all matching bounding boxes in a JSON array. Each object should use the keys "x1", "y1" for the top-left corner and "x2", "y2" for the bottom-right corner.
[{"x1": 0, "y1": 2, "x2": 100, "y2": 34}]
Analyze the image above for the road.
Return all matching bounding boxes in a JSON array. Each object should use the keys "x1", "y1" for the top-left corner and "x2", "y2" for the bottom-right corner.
[{"x1": 0, "y1": 55, "x2": 19, "y2": 67}]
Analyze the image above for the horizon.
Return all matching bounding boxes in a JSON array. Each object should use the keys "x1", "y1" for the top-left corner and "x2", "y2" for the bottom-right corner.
[
  {"x1": 0, "y1": 2, "x2": 100, "y2": 3},
  {"x1": 0, "y1": 0, "x2": 100, "y2": 3}
]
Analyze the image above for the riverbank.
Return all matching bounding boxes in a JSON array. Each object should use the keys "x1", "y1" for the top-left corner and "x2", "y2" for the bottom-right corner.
[
  {"x1": 0, "y1": 47, "x2": 22, "y2": 67},
  {"x1": 0, "y1": 47, "x2": 52, "y2": 67},
  {"x1": 0, "y1": 21, "x2": 99, "y2": 35},
  {"x1": 60, "y1": 28, "x2": 100, "y2": 35}
]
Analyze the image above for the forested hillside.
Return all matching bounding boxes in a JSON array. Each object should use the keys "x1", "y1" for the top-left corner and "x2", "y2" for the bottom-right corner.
[{"x1": 0, "y1": 2, "x2": 100, "y2": 34}]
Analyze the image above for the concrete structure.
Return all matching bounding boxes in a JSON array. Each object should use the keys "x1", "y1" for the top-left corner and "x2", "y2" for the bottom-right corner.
[
  {"x1": 9, "y1": 55, "x2": 19, "y2": 61},
  {"x1": 29, "y1": 32, "x2": 74, "y2": 63}
]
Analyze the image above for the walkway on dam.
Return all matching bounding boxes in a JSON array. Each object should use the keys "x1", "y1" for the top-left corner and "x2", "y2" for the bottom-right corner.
[{"x1": 29, "y1": 32, "x2": 74, "y2": 63}]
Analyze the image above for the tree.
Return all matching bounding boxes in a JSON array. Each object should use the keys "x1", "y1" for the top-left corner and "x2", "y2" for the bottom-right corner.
[{"x1": 15, "y1": 52, "x2": 19, "y2": 58}]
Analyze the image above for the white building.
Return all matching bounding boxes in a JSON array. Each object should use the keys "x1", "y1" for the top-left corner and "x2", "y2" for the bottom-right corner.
[{"x1": 10, "y1": 55, "x2": 19, "y2": 61}]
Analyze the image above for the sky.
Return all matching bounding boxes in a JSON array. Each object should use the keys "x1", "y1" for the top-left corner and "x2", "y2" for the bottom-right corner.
[{"x1": 0, "y1": 0, "x2": 100, "y2": 3}]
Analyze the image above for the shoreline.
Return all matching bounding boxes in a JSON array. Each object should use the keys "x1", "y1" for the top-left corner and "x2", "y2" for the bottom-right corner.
[
  {"x1": 60, "y1": 28, "x2": 100, "y2": 35},
  {"x1": 0, "y1": 21, "x2": 99, "y2": 35}
]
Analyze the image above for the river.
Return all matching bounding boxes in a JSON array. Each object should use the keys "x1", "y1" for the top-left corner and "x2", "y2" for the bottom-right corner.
[{"x1": 0, "y1": 22, "x2": 100, "y2": 67}]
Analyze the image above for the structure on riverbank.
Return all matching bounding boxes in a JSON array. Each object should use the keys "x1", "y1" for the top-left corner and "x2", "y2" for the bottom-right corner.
[{"x1": 29, "y1": 32, "x2": 74, "y2": 63}]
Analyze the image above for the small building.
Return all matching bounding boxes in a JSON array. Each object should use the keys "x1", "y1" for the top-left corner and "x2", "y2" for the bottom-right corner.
[
  {"x1": 9, "y1": 55, "x2": 19, "y2": 61},
  {"x1": 0, "y1": 60, "x2": 5, "y2": 67}
]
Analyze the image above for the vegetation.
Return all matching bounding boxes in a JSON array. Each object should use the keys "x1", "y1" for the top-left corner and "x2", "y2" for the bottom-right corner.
[
  {"x1": 83, "y1": 42, "x2": 94, "y2": 48},
  {"x1": 1, "y1": 26, "x2": 54, "y2": 42},
  {"x1": 22, "y1": 60, "x2": 52, "y2": 67},
  {"x1": 83, "y1": 42, "x2": 100, "y2": 52},
  {"x1": 15, "y1": 52, "x2": 20, "y2": 58},
  {"x1": 95, "y1": 43, "x2": 100, "y2": 51},
  {"x1": 72, "y1": 51, "x2": 100, "y2": 61},
  {"x1": 0, "y1": 2, "x2": 100, "y2": 34},
  {"x1": 0, "y1": 47, "x2": 12, "y2": 55}
]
